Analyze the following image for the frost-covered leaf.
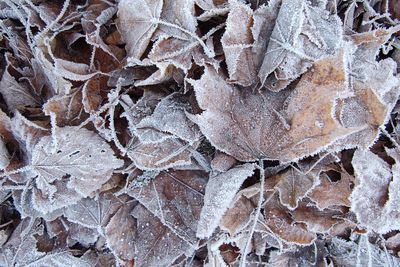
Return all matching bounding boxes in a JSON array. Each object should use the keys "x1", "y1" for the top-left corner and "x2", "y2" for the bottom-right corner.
[
  {"x1": 135, "y1": 93, "x2": 201, "y2": 144},
  {"x1": 54, "y1": 59, "x2": 99, "y2": 81},
  {"x1": 117, "y1": 0, "x2": 163, "y2": 59},
  {"x1": 27, "y1": 127, "x2": 124, "y2": 213},
  {"x1": 327, "y1": 236, "x2": 400, "y2": 267},
  {"x1": 11, "y1": 112, "x2": 48, "y2": 153},
  {"x1": 210, "y1": 151, "x2": 237, "y2": 172},
  {"x1": 221, "y1": 0, "x2": 279, "y2": 86},
  {"x1": 64, "y1": 192, "x2": 124, "y2": 230},
  {"x1": 189, "y1": 53, "x2": 361, "y2": 162},
  {"x1": 66, "y1": 222, "x2": 99, "y2": 247},
  {"x1": 262, "y1": 195, "x2": 316, "y2": 245},
  {"x1": 155, "y1": 0, "x2": 198, "y2": 39},
  {"x1": 132, "y1": 204, "x2": 195, "y2": 266},
  {"x1": 0, "y1": 219, "x2": 95, "y2": 267},
  {"x1": 291, "y1": 203, "x2": 343, "y2": 233},
  {"x1": 258, "y1": 0, "x2": 342, "y2": 91},
  {"x1": 127, "y1": 137, "x2": 197, "y2": 170},
  {"x1": 308, "y1": 171, "x2": 352, "y2": 209},
  {"x1": 220, "y1": 184, "x2": 259, "y2": 235},
  {"x1": 43, "y1": 90, "x2": 85, "y2": 127},
  {"x1": 272, "y1": 166, "x2": 320, "y2": 210},
  {"x1": 105, "y1": 201, "x2": 136, "y2": 261},
  {"x1": 267, "y1": 241, "x2": 327, "y2": 267},
  {"x1": 0, "y1": 66, "x2": 41, "y2": 111},
  {"x1": 128, "y1": 169, "x2": 208, "y2": 244},
  {"x1": 350, "y1": 149, "x2": 400, "y2": 234},
  {"x1": 197, "y1": 163, "x2": 255, "y2": 238}
]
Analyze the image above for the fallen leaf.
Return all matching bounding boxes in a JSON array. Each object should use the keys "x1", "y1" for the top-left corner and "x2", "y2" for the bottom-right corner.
[
  {"x1": 350, "y1": 149, "x2": 400, "y2": 234},
  {"x1": 197, "y1": 163, "x2": 256, "y2": 238},
  {"x1": 129, "y1": 169, "x2": 208, "y2": 244},
  {"x1": 132, "y1": 204, "x2": 195, "y2": 266}
]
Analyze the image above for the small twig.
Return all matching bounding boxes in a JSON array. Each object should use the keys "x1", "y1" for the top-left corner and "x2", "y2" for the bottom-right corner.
[{"x1": 240, "y1": 158, "x2": 265, "y2": 267}]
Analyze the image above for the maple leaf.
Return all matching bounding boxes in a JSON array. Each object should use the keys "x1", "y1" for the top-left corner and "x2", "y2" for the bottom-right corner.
[
  {"x1": 117, "y1": 0, "x2": 163, "y2": 59},
  {"x1": 189, "y1": 52, "x2": 358, "y2": 162},
  {"x1": 128, "y1": 169, "x2": 208, "y2": 244}
]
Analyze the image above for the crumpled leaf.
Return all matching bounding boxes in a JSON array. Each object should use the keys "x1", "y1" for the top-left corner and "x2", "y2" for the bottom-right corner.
[
  {"x1": 262, "y1": 195, "x2": 316, "y2": 245},
  {"x1": 220, "y1": 184, "x2": 259, "y2": 236},
  {"x1": 271, "y1": 165, "x2": 320, "y2": 210},
  {"x1": 327, "y1": 236, "x2": 400, "y2": 267},
  {"x1": 258, "y1": 0, "x2": 342, "y2": 91},
  {"x1": 27, "y1": 127, "x2": 123, "y2": 213},
  {"x1": 221, "y1": 0, "x2": 279, "y2": 86},
  {"x1": 0, "y1": 66, "x2": 41, "y2": 111},
  {"x1": 135, "y1": 93, "x2": 201, "y2": 144},
  {"x1": 308, "y1": 170, "x2": 353, "y2": 210},
  {"x1": 197, "y1": 163, "x2": 256, "y2": 238},
  {"x1": 43, "y1": 89, "x2": 85, "y2": 127},
  {"x1": 128, "y1": 169, "x2": 208, "y2": 244},
  {"x1": 127, "y1": 137, "x2": 198, "y2": 170},
  {"x1": 11, "y1": 112, "x2": 49, "y2": 154},
  {"x1": 350, "y1": 148, "x2": 400, "y2": 234},
  {"x1": 0, "y1": 219, "x2": 96, "y2": 267},
  {"x1": 291, "y1": 203, "x2": 344, "y2": 233},
  {"x1": 267, "y1": 241, "x2": 328, "y2": 267},
  {"x1": 132, "y1": 204, "x2": 195, "y2": 266}
]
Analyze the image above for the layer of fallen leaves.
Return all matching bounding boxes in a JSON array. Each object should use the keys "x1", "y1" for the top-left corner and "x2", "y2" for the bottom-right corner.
[{"x1": 0, "y1": 0, "x2": 400, "y2": 266}]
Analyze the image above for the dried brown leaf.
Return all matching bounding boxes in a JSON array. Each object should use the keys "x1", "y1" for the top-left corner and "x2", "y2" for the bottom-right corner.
[{"x1": 128, "y1": 169, "x2": 208, "y2": 244}]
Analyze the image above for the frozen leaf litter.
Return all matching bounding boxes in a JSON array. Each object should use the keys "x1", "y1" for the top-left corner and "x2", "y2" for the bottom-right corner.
[{"x1": 0, "y1": 0, "x2": 400, "y2": 266}]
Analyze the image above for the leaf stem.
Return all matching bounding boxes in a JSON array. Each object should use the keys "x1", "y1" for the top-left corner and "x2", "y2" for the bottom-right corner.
[
  {"x1": 240, "y1": 158, "x2": 265, "y2": 267},
  {"x1": 151, "y1": 18, "x2": 215, "y2": 58}
]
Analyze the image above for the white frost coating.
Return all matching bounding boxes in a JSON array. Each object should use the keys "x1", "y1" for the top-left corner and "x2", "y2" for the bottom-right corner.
[
  {"x1": 196, "y1": 163, "x2": 256, "y2": 238},
  {"x1": 350, "y1": 149, "x2": 400, "y2": 234},
  {"x1": 0, "y1": 137, "x2": 10, "y2": 170},
  {"x1": 28, "y1": 127, "x2": 124, "y2": 213}
]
